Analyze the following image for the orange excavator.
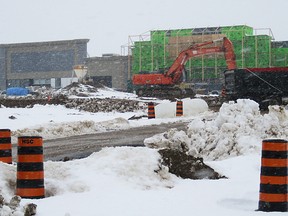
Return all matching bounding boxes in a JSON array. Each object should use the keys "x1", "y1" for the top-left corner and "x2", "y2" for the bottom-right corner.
[{"x1": 132, "y1": 37, "x2": 237, "y2": 98}]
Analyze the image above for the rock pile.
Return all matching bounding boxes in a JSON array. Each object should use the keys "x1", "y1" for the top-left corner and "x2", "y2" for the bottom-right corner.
[
  {"x1": 0, "y1": 97, "x2": 146, "y2": 113},
  {"x1": 0, "y1": 195, "x2": 37, "y2": 216},
  {"x1": 65, "y1": 98, "x2": 146, "y2": 113},
  {"x1": 0, "y1": 82, "x2": 146, "y2": 113},
  {"x1": 55, "y1": 82, "x2": 99, "y2": 97},
  {"x1": 0, "y1": 95, "x2": 68, "y2": 108}
]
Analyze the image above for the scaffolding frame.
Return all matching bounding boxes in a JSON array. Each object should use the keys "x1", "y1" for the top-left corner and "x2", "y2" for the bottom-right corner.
[{"x1": 126, "y1": 26, "x2": 278, "y2": 83}]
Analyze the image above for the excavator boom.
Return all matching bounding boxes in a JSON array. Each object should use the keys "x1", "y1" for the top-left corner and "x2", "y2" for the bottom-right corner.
[{"x1": 165, "y1": 37, "x2": 236, "y2": 83}]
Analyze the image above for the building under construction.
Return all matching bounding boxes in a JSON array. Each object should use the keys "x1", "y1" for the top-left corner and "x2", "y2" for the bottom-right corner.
[{"x1": 128, "y1": 25, "x2": 288, "y2": 91}]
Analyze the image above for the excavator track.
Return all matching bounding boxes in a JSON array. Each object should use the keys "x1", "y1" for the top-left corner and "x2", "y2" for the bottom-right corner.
[{"x1": 136, "y1": 86, "x2": 195, "y2": 99}]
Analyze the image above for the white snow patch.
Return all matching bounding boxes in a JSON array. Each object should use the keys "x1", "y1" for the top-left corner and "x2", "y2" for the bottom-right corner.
[
  {"x1": 155, "y1": 98, "x2": 208, "y2": 118},
  {"x1": 145, "y1": 99, "x2": 288, "y2": 160},
  {"x1": 0, "y1": 91, "x2": 287, "y2": 216}
]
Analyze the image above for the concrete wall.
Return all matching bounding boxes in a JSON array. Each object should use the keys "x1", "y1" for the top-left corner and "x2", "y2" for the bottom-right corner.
[
  {"x1": 0, "y1": 48, "x2": 6, "y2": 90},
  {"x1": 0, "y1": 39, "x2": 89, "y2": 90},
  {"x1": 85, "y1": 55, "x2": 129, "y2": 91}
]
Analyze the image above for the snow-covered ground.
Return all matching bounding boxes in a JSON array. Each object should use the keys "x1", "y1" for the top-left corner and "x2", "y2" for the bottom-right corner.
[{"x1": 0, "y1": 89, "x2": 287, "y2": 216}]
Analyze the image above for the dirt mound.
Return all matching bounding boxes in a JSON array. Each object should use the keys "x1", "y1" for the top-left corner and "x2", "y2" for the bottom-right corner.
[
  {"x1": 59, "y1": 82, "x2": 99, "y2": 97},
  {"x1": 0, "y1": 96, "x2": 145, "y2": 113},
  {"x1": 0, "y1": 82, "x2": 146, "y2": 112},
  {"x1": 0, "y1": 95, "x2": 68, "y2": 108},
  {"x1": 158, "y1": 149, "x2": 225, "y2": 180},
  {"x1": 65, "y1": 98, "x2": 145, "y2": 113}
]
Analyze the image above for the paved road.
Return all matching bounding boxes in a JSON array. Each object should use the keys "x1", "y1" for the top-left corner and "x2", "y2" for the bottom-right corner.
[{"x1": 20, "y1": 121, "x2": 188, "y2": 161}]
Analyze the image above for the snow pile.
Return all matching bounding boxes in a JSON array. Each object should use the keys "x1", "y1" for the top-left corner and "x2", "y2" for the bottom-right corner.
[
  {"x1": 0, "y1": 104, "x2": 145, "y2": 142},
  {"x1": 0, "y1": 147, "x2": 264, "y2": 216},
  {"x1": 0, "y1": 163, "x2": 15, "y2": 199},
  {"x1": 3, "y1": 98, "x2": 210, "y2": 142},
  {"x1": 93, "y1": 87, "x2": 138, "y2": 100},
  {"x1": 155, "y1": 101, "x2": 176, "y2": 118},
  {"x1": 1, "y1": 99, "x2": 286, "y2": 215},
  {"x1": 145, "y1": 99, "x2": 288, "y2": 160},
  {"x1": 64, "y1": 97, "x2": 145, "y2": 113},
  {"x1": 55, "y1": 82, "x2": 138, "y2": 100},
  {"x1": 1, "y1": 82, "x2": 139, "y2": 102},
  {"x1": 182, "y1": 98, "x2": 209, "y2": 116},
  {"x1": 12, "y1": 117, "x2": 130, "y2": 142},
  {"x1": 55, "y1": 82, "x2": 98, "y2": 97},
  {"x1": 155, "y1": 98, "x2": 208, "y2": 118},
  {"x1": 0, "y1": 147, "x2": 174, "y2": 199}
]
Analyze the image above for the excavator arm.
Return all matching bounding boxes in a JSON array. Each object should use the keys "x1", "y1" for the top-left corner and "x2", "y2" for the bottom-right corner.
[{"x1": 166, "y1": 37, "x2": 236, "y2": 84}]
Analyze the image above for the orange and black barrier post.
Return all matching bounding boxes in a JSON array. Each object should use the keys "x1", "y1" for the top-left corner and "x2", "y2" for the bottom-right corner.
[
  {"x1": 176, "y1": 101, "x2": 183, "y2": 117},
  {"x1": 16, "y1": 136, "x2": 45, "y2": 199},
  {"x1": 258, "y1": 139, "x2": 287, "y2": 212},
  {"x1": 148, "y1": 102, "x2": 155, "y2": 119},
  {"x1": 0, "y1": 129, "x2": 12, "y2": 164}
]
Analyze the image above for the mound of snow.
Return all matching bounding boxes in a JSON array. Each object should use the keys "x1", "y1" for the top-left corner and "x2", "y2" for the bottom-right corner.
[
  {"x1": 0, "y1": 147, "x2": 174, "y2": 201},
  {"x1": 145, "y1": 99, "x2": 288, "y2": 160},
  {"x1": 12, "y1": 117, "x2": 130, "y2": 142},
  {"x1": 55, "y1": 82, "x2": 138, "y2": 100},
  {"x1": 155, "y1": 98, "x2": 208, "y2": 118},
  {"x1": 55, "y1": 82, "x2": 98, "y2": 97},
  {"x1": 155, "y1": 101, "x2": 176, "y2": 118},
  {"x1": 182, "y1": 98, "x2": 208, "y2": 116},
  {"x1": 0, "y1": 147, "x2": 175, "y2": 215}
]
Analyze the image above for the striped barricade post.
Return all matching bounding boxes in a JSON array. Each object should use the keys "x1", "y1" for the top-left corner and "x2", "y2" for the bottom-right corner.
[
  {"x1": 16, "y1": 136, "x2": 45, "y2": 199},
  {"x1": 0, "y1": 129, "x2": 12, "y2": 164},
  {"x1": 148, "y1": 102, "x2": 155, "y2": 119},
  {"x1": 176, "y1": 101, "x2": 183, "y2": 117},
  {"x1": 258, "y1": 139, "x2": 287, "y2": 212}
]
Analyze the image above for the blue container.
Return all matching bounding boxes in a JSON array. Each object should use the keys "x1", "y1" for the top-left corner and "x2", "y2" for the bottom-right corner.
[{"x1": 6, "y1": 87, "x2": 29, "y2": 96}]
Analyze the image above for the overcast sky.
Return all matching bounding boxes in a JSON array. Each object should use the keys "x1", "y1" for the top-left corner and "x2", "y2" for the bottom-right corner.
[{"x1": 1, "y1": 0, "x2": 287, "y2": 56}]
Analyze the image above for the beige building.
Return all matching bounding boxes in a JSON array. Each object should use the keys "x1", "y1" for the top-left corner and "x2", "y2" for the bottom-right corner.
[{"x1": 85, "y1": 55, "x2": 129, "y2": 91}]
